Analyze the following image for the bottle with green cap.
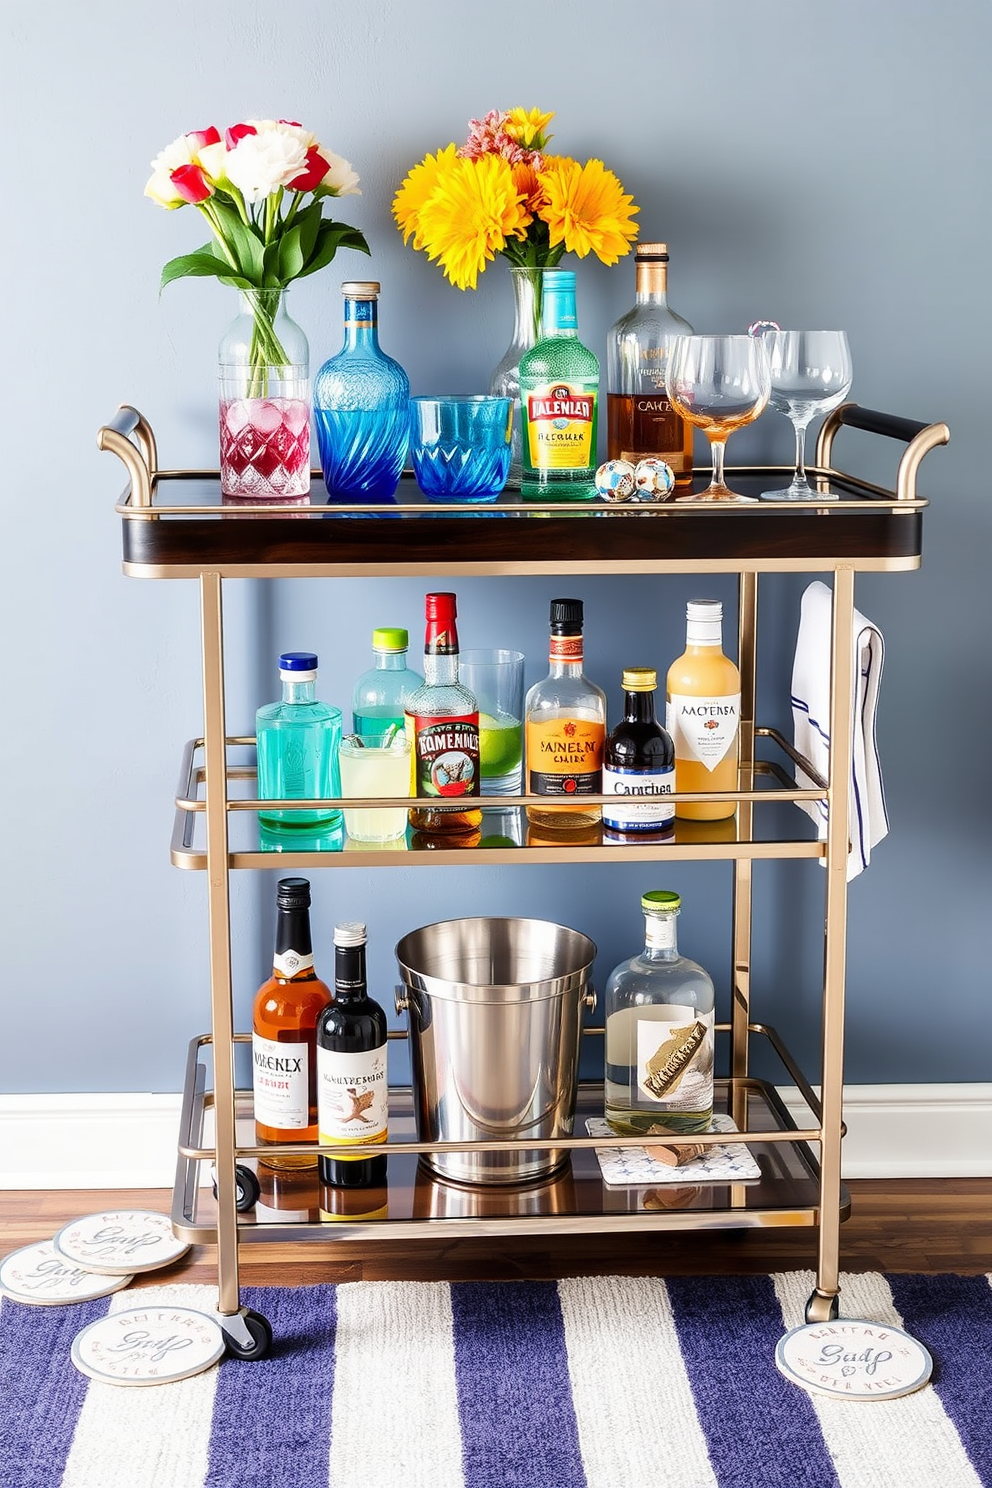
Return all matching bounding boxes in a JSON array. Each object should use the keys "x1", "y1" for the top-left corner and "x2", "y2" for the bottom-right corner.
[
  {"x1": 519, "y1": 268, "x2": 600, "y2": 501},
  {"x1": 604, "y1": 890, "x2": 715, "y2": 1135},
  {"x1": 351, "y1": 627, "x2": 424, "y2": 737}
]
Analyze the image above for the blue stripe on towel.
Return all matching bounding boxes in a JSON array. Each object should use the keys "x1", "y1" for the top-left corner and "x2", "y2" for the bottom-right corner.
[
  {"x1": 451, "y1": 1280, "x2": 586, "y2": 1488},
  {"x1": 666, "y1": 1274, "x2": 840, "y2": 1488},
  {"x1": 0, "y1": 1294, "x2": 111, "y2": 1488},
  {"x1": 205, "y1": 1284, "x2": 337, "y2": 1488},
  {"x1": 888, "y1": 1273, "x2": 992, "y2": 1486}
]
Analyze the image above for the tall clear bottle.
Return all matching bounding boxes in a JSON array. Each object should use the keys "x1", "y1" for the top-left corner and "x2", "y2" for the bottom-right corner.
[
  {"x1": 351, "y1": 627, "x2": 423, "y2": 735},
  {"x1": 405, "y1": 592, "x2": 481, "y2": 835},
  {"x1": 252, "y1": 877, "x2": 332, "y2": 1169},
  {"x1": 666, "y1": 599, "x2": 741, "y2": 821},
  {"x1": 604, "y1": 890, "x2": 715, "y2": 1135},
  {"x1": 256, "y1": 652, "x2": 342, "y2": 829},
  {"x1": 607, "y1": 242, "x2": 694, "y2": 487},
  {"x1": 525, "y1": 598, "x2": 606, "y2": 829},
  {"x1": 314, "y1": 281, "x2": 410, "y2": 503},
  {"x1": 316, "y1": 922, "x2": 388, "y2": 1188},
  {"x1": 520, "y1": 269, "x2": 599, "y2": 501}
]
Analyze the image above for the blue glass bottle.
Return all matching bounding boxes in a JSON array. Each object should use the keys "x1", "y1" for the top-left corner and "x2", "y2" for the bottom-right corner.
[
  {"x1": 314, "y1": 282, "x2": 410, "y2": 503},
  {"x1": 351, "y1": 627, "x2": 423, "y2": 735},
  {"x1": 256, "y1": 653, "x2": 342, "y2": 830}
]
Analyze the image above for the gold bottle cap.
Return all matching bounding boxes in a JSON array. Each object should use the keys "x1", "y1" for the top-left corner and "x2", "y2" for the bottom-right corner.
[
  {"x1": 622, "y1": 666, "x2": 657, "y2": 690},
  {"x1": 635, "y1": 242, "x2": 669, "y2": 260}
]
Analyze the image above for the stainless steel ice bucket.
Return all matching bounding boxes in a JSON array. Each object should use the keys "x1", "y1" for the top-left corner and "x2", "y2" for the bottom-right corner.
[{"x1": 395, "y1": 916, "x2": 596, "y2": 1184}]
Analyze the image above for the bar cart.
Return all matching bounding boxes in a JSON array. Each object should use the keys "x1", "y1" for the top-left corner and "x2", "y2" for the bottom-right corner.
[{"x1": 100, "y1": 403, "x2": 947, "y2": 1359}]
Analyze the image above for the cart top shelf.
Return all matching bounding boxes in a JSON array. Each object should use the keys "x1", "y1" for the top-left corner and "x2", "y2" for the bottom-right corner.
[{"x1": 102, "y1": 404, "x2": 947, "y2": 579}]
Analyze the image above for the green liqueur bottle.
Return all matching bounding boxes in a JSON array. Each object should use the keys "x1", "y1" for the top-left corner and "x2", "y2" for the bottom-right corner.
[{"x1": 520, "y1": 269, "x2": 600, "y2": 501}]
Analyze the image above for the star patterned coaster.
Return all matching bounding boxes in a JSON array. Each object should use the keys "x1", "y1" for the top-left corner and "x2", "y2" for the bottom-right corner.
[{"x1": 586, "y1": 1113, "x2": 761, "y2": 1186}]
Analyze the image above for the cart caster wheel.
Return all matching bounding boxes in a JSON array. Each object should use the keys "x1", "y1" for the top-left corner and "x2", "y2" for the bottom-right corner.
[
  {"x1": 805, "y1": 1288, "x2": 840, "y2": 1323},
  {"x1": 211, "y1": 1164, "x2": 260, "y2": 1213},
  {"x1": 222, "y1": 1308, "x2": 273, "y2": 1360}
]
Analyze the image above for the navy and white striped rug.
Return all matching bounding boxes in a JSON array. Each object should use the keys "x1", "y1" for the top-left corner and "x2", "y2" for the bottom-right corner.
[{"x1": 2, "y1": 1271, "x2": 990, "y2": 1487}]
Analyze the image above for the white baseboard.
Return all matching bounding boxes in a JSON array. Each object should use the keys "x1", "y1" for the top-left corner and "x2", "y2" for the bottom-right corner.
[{"x1": 1, "y1": 1085, "x2": 991, "y2": 1189}]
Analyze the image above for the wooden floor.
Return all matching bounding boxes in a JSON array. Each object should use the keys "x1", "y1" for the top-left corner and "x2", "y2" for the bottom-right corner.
[{"x1": 2, "y1": 1180, "x2": 989, "y2": 1287}]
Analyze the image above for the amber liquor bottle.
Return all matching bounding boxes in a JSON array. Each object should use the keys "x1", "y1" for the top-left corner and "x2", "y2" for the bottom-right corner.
[
  {"x1": 317, "y1": 923, "x2": 388, "y2": 1188},
  {"x1": 405, "y1": 591, "x2": 482, "y2": 835},
  {"x1": 252, "y1": 877, "x2": 332, "y2": 1169},
  {"x1": 607, "y1": 242, "x2": 694, "y2": 486},
  {"x1": 524, "y1": 598, "x2": 607, "y2": 829}
]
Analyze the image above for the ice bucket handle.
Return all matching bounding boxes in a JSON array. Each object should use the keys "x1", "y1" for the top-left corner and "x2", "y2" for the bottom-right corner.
[
  {"x1": 395, "y1": 985, "x2": 409, "y2": 1014},
  {"x1": 583, "y1": 987, "x2": 597, "y2": 1013}
]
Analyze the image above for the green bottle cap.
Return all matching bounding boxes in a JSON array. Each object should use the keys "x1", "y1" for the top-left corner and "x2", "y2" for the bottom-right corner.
[
  {"x1": 641, "y1": 889, "x2": 680, "y2": 913},
  {"x1": 372, "y1": 627, "x2": 409, "y2": 651}
]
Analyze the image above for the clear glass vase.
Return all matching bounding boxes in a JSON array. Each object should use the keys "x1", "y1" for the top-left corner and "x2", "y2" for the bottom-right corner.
[
  {"x1": 489, "y1": 265, "x2": 543, "y2": 490},
  {"x1": 218, "y1": 288, "x2": 311, "y2": 499}
]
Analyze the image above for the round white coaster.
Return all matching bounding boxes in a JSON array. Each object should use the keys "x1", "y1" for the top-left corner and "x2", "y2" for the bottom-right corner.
[
  {"x1": 71, "y1": 1305, "x2": 225, "y2": 1386},
  {"x1": 776, "y1": 1318, "x2": 933, "y2": 1400},
  {"x1": 0, "y1": 1241, "x2": 134, "y2": 1306},
  {"x1": 53, "y1": 1211, "x2": 190, "y2": 1276}
]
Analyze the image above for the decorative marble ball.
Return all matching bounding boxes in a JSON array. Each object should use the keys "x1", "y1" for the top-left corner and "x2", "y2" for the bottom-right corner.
[
  {"x1": 633, "y1": 458, "x2": 676, "y2": 501},
  {"x1": 595, "y1": 459, "x2": 637, "y2": 502}
]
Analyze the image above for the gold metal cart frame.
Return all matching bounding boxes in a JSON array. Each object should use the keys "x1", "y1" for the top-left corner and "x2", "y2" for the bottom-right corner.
[{"x1": 101, "y1": 403, "x2": 947, "y2": 1355}]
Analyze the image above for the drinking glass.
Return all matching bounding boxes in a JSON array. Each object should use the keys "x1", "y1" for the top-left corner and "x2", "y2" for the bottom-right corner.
[
  {"x1": 458, "y1": 648, "x2": 525, "y2": 795},
  {"x1": 409, "y1": 395, "x2": 513, "y2": 502},
  {"x1": 757, "y1": 330, "x2": 853, "y2": 501},
  {"x1": 665, "y1": 336, "x2": 771, "y2": 502},
  {"x1": 338, "y1": 731, "x2": 411, "y2": 842}
]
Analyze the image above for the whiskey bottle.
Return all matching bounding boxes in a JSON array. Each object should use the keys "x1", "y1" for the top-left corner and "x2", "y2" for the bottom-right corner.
[
  {"x1": 252, "y1": 877, "x2": 332, "y2": 1169},
  {"x1": 604, "y1": 890, "x2": 715, "y2": 1136},
  {"x1": 405, "y1": 592, "x2": 482, "y2": 835},
  {"x1": 666, "y1": 599, "x2": 741, "y2": 821},
  {"x1": 607, "y1": 242, "x2": 694, "y2": 486},
  {"x1": 520, "y1": 269, "x2": 599, "y2": 501},
  {"x1": 524, "y1": 597, "x2": 606, "y2": 829},
  {"x1": 316, "y1": 922, "x2": 388, "y2": 1188},
  {"x1": 602, "y1": 668, "x2": 675, "y2": 837}
]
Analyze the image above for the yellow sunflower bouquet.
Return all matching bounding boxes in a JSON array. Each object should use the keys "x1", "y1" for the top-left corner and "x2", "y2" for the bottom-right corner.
[{"x1": 393, "y1": 107, "x2": 639, "y2": 290}]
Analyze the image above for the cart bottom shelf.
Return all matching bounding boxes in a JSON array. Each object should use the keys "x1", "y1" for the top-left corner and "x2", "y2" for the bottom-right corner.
[{"x1": 173, "y1": 1079, "x2": 849, "y2": 1245}]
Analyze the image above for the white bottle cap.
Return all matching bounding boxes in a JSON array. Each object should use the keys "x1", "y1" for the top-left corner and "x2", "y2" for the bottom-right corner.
[
  {"x1": 334, "y1": 922, "x2": 367, "y2": 947},
  {"x1": 686, "y1": 599, "x2": 723, "y2": 645}
]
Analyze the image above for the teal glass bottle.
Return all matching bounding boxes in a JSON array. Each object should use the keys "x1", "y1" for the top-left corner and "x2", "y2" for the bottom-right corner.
[
  {"x1": 314, "y1": 282, "x2": 410, "y2": 503},
  {"x1": 351, "y1": 627, "x2": 424, "y2": 735},
  {"x1": 520, "y1": 269, "x2": 600, "y2": 501},
  {"x1": 256, "y1": 652, "x2": 342, "y2": 829}
]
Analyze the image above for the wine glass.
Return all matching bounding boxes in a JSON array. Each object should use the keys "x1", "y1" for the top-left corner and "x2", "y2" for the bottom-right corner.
[
  {"x1": 665, "y1": 335, "x2": 771, "y2": 502},
  {"x1": 757, "y1": 330, "x2": 853, "y2": 501}
]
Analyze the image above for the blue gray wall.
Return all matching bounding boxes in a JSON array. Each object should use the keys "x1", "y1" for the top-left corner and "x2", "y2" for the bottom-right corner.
[{"x1": 2, "y1": 0, "x2": 989, "y2": 1095}]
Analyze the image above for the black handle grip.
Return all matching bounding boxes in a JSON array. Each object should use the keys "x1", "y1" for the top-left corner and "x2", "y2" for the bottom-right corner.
[{"x1": 834, "y1": 405, "x2": 931, "y2": 445}]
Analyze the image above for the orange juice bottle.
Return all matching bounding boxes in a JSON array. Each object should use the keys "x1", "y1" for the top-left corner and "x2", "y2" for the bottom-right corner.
[{"x1": 666, "y1": 600, "x2": 740, "y2": 821}]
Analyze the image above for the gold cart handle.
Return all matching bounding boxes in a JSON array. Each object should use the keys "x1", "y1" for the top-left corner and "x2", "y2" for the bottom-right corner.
[
  {"x1": 97, "y1": 405, "x2": 157, "y2": 508},
  {"x1": 815, "y1": 402, "x2": 949, "y2": 502}
]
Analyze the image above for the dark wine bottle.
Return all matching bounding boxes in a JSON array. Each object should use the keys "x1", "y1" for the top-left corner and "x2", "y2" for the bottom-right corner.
[
  {"x1": 316, "y1": 923, "x2": 388, "y2": 1187},
  {"x1": 602, "y1": 667, "x2": 676, "y2": 838}
]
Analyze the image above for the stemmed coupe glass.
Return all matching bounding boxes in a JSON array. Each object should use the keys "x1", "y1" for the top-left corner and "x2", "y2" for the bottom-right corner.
[
  {"x1": 665, "y1": 335, "x2": 771, "y2": 502},
  {"x1": 757, "y1": 329, "x2": 853, "y2": 501}
]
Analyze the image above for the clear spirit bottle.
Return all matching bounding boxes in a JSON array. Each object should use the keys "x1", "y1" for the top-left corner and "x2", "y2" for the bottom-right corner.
[
  {"x1": 602, "y1": 667, "x2": 675, "y2": 837},
  {"x1": 524, "y1": 597, "x2": 606, "y2": 829},
  {"x1": 604, "y1": 890, "x2": 715, "y2": 1135},
  {"x1": 314, "y1": 281, "x2": 410, "y2": 503},
  {"x1": 606, "y1": 242, "x2": 694, "y2": 486},
  {"x1": 405, "y1": 592, "x2": 481, "y2": 835},
  {"x1": 351, "y1": 627, "x2": 423, "y2": 735},
  {"x1": 256, "y1": 652, "x2": 342, "y2": 829},
  {"x1": 520, "y1": 269, "x2": 599, "y2": 501}
]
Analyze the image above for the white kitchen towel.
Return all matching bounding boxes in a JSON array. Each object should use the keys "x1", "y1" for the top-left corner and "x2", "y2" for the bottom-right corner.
[{"x1": 791, "y1": 579, "x2": 888, "y2": 879}]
